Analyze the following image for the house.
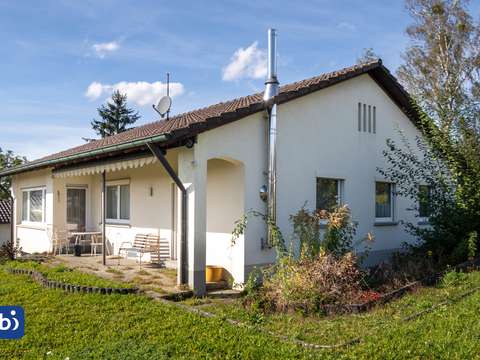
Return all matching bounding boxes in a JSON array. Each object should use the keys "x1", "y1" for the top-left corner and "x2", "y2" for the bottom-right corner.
[
  {"x1": 0, "y1": 199, "x2": 12, "y2": 246},
  {"x1": 0, "y1": 35, "x2": 425, "y2": 295}
]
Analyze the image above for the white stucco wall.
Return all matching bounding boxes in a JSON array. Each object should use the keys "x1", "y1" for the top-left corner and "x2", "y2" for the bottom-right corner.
[
  {"x1": 0, "y1": 224, "x2": 10, "y2": 246},
  {"x1": 12, "y1": 169, "x2": 53, "y2": 253},
  {"x1": 275, "y1": 74, "x2": 421, "y2": 258},
  {"x1": 206, "y1": 158, "x2": 245, "y2": 282}
]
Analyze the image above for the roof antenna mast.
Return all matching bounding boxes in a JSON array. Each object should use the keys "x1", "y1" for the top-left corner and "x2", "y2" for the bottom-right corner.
[{"x1": 152, "y1": 72, "x2": 172, "y2": 120}]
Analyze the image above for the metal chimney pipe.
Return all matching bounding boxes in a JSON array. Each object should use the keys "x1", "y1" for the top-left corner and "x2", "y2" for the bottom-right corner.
[
  {"x1": 263, "y1": 28, "x2": 279, "y2": 246},
  {"x1": 263, "y1": 29, "x2": 279, "y2": 103}
]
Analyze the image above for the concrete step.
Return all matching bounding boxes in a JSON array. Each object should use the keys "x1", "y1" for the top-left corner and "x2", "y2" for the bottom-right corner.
[
  {"x1": 206, "y1": 281, "x2": 228, "y2": 291},
  {"x1": 207, "y1": 289, "x2": 243, "y2": 299}
]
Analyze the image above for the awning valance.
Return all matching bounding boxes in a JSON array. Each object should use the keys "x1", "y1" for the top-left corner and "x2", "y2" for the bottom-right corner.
[{"x1": 52, "y1": 156, "x2": 156, "y2": 178}]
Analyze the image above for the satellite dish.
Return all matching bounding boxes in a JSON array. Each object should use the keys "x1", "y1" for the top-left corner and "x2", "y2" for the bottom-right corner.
[{"x1": 153, "y1": 95, "x2": 172, "y2": 118}]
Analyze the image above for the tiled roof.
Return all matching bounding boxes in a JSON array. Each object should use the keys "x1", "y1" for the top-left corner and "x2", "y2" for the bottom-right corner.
[
  {"x1": 0, "y1": 199, "x2": 11, "y2": 224},
  {"x1": 0, "y1": 59, "x2": 416, "y2": 176}
]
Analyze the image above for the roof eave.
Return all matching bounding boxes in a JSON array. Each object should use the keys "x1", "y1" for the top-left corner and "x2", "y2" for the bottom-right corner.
[{"x1": 0, "y1": 133, "x2": 171, "y2": 178}]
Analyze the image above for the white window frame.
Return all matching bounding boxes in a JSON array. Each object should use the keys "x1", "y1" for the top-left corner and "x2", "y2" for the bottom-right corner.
[
  {"x1": 316, "y1": 177, "x2": 344, "y2": 210},
  {"x1": 316, "y1": 177, "x2": 344, "y2": 226},
  {"x1": 375, "y1": 181, "x2": 396, "y2": 224},
  {"x1": 21, "y1": 187, "x2": 46, "y2": 224},
  {"x1": 106, "y1": 179, "x2": 130, "y2": 224}
]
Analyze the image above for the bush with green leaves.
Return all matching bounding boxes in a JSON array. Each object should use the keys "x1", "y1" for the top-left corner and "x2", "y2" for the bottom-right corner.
[
  {"x1": 234, "y1": 205, "x2": 374, "y2": 312},
  {"x1": 379, "y1": 106, "x2": 480, "y2": 265}
]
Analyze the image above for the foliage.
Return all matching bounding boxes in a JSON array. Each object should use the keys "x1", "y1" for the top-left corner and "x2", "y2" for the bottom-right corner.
[
  {"x1": 231, "y1": 209, "x2": 287, "y2": 258},
  {"x1": 441, "y1": 269, "x2": 469, "y2": 288},
  {"x1": 366, "y1": 250, "x2": 438, "y2": 289},
  {"x1": 467, "y1": 231, "x2": 478, "y2": 260},
  {"x1": 290, "y1": 205, "x2": 361, "y2": 258},
  {"x1": 236, "y1": 205, "x2": 376, "y2": 312},
  {"x1": 0, "y1": 148, "x2": 26, "y2": 199},
  {"x1": 0, "y1": 238, "x2": 21, "y2": 261},
  {"x1": 379, "y1": 107, "x2": 480, "y2": 264},
  {"x1": 91, "y1": 90, "x2": 140, "y2": 138},
  {"x1": 356, "y1": 47, "x2": 381, "y2": 64},
  {"x1": 253, "y1": 251, "x2": 363, "y2": 313},
  {"x1": 397, "y1": 0, "x2": 480, "y2": 133}
]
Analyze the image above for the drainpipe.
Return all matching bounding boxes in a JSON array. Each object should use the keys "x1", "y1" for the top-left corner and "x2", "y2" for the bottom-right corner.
[
  {"x1": 263, "y1": 28, "x2": 279, "y2": 245},
  {"x1": 0, "y1": 180, "x2": 15, "y2": 258},
  {"x1": 147, "y1": 143, "x2": 187, "y2": 285},
  {"x1": 102, "y1": 171, "x2": 106, "y2": 266}
]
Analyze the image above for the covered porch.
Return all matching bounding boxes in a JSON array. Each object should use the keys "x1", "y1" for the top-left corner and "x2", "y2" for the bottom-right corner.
[{"x1": 13, "y1": 145, "x2": 248, "y2": 295}]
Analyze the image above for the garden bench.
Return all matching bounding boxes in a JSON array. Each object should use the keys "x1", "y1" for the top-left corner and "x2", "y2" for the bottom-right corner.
[{"x1": 118, "y1": 234, "x2": 168, "y2": 267}]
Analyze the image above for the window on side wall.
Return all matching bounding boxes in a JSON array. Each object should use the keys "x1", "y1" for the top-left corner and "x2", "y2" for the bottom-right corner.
[
  {"x1": 418, "y1": 185, "x2": 432, "y2": 220},
  {"x1": 375, "y1": 182, "x2": 395, "y2": 223},
  {"x1": 316, "y1": 178, "x2": 343, "y2": 212},
  {"x1": 22, "y1": 187, "x2": 46, "y2": 223},
  {"x1": 106, "y1": 180, "x2": 130, "y2": 224}
]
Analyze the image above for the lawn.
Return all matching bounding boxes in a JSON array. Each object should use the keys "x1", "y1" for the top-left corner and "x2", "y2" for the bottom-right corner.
[{"x1": 1, "y1": 262, "x2": 480, "y2": 359}]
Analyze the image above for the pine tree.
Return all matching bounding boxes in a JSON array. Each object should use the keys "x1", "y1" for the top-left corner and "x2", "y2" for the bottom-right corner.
[{"x1": 91, "y1": 90, "x2": 140, "y2": 138}]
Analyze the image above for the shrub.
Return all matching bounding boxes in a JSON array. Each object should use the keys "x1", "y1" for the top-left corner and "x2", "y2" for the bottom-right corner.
[
  {"x1": 248, "y1": 251, "x2": 363, "y2": 313},
  {"x1": 441, "y1": 270, "x2": 469, "y2": 288},
  {"x1": 290, "y1": 205, "x2": 360, "y2": 259},
  {"x1": 0, "y1": 238, "x2": 21, "y2": 261}
]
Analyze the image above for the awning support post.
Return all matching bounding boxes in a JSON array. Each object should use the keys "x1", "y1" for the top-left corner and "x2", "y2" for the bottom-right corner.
[{"x1": 147, "y1": 143, "x2": 187, "y2": 285}]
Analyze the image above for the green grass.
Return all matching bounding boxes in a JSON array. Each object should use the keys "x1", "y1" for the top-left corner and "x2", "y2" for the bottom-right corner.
[
  {"x1": 0, "y1": 266, "x2": 310, "y2": 359},
  {"x1": 5, "y1": 261, "x2": 133, "y2": 289},
  {"x1": 2, "y1": 262, "x2": 480, "y2": 359}
]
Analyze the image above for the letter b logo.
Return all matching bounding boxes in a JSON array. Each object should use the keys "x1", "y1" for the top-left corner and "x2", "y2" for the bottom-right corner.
[{"x1": 0, "y1": 306, "x2": 24, "y2": 339}]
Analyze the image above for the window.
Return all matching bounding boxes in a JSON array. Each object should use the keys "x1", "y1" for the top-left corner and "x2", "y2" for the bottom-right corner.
[
  {"x1": 22, "y1": 187, "x2": 46, "y2": 223},
  {"x1": 375, "y1": 182, "x2": 394, "y2": 222},
  {"x1": 418, "y1": 185, "x2": 431, "y2": 218},
  {"x1": 316, "y1": 178, "x2": 343, "y2": 212},
  {"x1": 106, "y1": 181, "x2": 130, "y2": 223}
]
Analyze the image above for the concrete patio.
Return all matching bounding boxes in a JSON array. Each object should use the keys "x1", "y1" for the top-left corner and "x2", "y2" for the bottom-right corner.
[{"x1": 50, "y1": 255, "x2": 179, "y2": 295}]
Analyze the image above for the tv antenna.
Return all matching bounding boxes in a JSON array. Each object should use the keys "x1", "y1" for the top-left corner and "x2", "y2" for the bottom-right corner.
[{"x1": 153, "y1": 72, "x2": 172, "y2": 120}]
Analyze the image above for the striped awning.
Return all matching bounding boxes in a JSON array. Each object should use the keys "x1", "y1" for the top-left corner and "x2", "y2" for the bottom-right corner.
[{"x1": 52, "y1": 156, "x2": 156, "y2": 178}]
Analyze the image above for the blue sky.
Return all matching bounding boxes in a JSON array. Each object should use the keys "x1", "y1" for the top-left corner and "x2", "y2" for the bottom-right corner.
[{"x1": 0, "y1": 0, "x2": 476, "y2": 160}]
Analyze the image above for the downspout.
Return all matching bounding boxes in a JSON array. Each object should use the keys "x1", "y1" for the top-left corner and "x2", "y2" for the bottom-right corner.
[
  {"x1": 102, "y1": 171, "x2": 106, "y2": 266},
  {"x1": 0, "y1": 180, "x2": 15, "y2": 257},
  {"x1": 147, "y1": 143, "x2": 187, "y2": 285},
  {"x1": 263, "y1": 28, "x2": 279, "y2": 245}
]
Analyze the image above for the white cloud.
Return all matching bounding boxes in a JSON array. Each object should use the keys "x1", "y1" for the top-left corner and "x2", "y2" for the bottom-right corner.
[
  {"x1": 337, "y1": 21, "x2": 356, "y2": 31},
  {"x1": 92, "y1": 41, "x2": 120, "y2": 58},
  {"x1": 222, "y1": 42, "x2": 267, "y2": 81},
  {"x1": 85, "y1": 81, "x2": 185, "y2": 106}
]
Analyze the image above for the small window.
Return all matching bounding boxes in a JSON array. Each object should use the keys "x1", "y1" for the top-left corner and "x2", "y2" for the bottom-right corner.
[
  {"x1": 375, "y1": 182, "x2": 394, "y2": 221},
  {"x1": 22, "y1": 187, "x2": 46, "y2": 223},
  {"x1": 316, "y1": 178, "x2": 343, "y2": 212},
  {"x1": 106, "y1": 182, "x2": 130, "y2": 223},
  {"x1": 418, "y1": 185, "x2": 431, "y2": 218}
]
